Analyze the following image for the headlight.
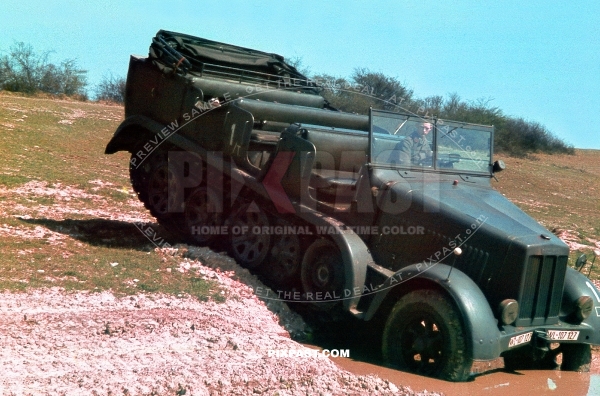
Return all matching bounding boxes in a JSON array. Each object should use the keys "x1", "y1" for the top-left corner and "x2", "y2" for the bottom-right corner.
[
  {"x1": 575, "y1": 296, "x2": 593, "y2": 321},
  {"x1": 498, "y1": 299, "x2": 519, "y2": 325}
]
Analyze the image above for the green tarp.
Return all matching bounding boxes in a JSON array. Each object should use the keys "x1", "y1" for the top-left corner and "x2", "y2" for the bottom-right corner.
[{"x1": 149, "y1": 30, "x2": 310, "y2": 82}]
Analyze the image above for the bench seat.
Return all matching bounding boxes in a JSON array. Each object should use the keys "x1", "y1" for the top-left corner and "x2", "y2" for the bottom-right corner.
[{"x1": 310, "y1": 169, "x2": 357, "y2": 201}]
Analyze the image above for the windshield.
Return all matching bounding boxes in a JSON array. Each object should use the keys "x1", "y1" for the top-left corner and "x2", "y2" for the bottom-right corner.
[
  {"x1": 436, "y1": 120, "x2": 493, "y2": 172},
  {"x1": 369, "y1": 110, "x2": 493, "y2": 174}
]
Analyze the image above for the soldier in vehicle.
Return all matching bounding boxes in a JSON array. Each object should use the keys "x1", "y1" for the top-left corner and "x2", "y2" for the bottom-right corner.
[{"x1": 395, "y1": 122, "x2": 434, "y2": 166}]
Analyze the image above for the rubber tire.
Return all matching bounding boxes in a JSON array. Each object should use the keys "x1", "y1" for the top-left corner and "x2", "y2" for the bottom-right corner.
[
  {"x1": 268, "y1": 232, "x2": 301, "y2": 285},
  {"x1": 183, "y1": 186, "x2": 223, "y2": 245},
  {"x1": 228, "y1": 203, "x2": 271, "y2": 269},
  {"x1": 561, "y1": 343, "x2": 591, "y2": 372},
  {"x1": 300, "y1": 239, "x2": 344, "y2": 310},
  {"x1": 382, "y1": 289, "x2": 472, "y2": 382}
]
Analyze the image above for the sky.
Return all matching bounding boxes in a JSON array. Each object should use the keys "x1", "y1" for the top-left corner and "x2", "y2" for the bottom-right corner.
[{"x1": 1, "y1": 0, "x2": 599, "y2": 149}]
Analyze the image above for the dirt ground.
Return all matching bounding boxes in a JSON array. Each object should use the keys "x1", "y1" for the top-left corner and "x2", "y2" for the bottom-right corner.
[
  {"x1": 0, "y1": 282, "x2": 425, "y2": 395},
  {"x1": 1, "y1": 93, "x2": 598, "y2": 395},
  {"x1": 0, "y1": 179, "x2": 431, "y2": 394}
]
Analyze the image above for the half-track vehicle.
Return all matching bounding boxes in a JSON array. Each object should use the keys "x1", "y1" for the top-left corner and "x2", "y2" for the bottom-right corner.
[{"x1": 105, "y1": 30, "x2": 600, "y2": 381}]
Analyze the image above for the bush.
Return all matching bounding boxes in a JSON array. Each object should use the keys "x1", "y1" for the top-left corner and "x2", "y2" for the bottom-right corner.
[
  {"x1": 496, "y1": 117, "x2": 574, "y2": 156},
  {"x1": 316, "y1": 69, "x2": 573, "y2": 156},
  {"x1": 428, "y1": 94, "x2": 573, "y2": 156},
  {"x1": 313, "y1": 69, "x2": 414, "y2": 114},
  {"x1": 95, "y1": 74, "x2": 126, "y2": 103},
  {"x1": 0, "y1": 42, "x2": 87, "y2": 97}
]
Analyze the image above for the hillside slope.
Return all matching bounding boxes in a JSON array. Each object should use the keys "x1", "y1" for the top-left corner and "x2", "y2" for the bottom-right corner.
[
  {"x1": 494, "y1": 149, "x2": 600, "y2": 268},
  {"x1": 0, "y1": 92, "x2": 598, "y2": 393},
  {"x1": 0, "y1": 94, "x2": 419, "y2": 394}
]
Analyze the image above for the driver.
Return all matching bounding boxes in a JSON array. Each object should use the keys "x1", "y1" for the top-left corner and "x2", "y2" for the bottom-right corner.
[{"x1": 395, "y1": 122, "x2": 433, "y2": 165}]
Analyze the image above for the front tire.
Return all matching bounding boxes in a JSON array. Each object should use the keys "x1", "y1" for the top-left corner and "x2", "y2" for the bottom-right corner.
[
  {"x1": 561, "y1": 343, "x2": 591, "y2": 372},
  {"x1": 382, "y1": 289, "x2": 472, "y2": 381}
]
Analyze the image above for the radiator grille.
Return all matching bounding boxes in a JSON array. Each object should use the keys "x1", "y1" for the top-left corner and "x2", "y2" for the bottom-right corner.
[{"x1": 517, "y1": 255, "x2": 567, "y2": 326}]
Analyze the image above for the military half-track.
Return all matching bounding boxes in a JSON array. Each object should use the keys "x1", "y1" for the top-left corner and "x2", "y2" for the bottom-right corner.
[{"x1": 105, "y1": 30, "x2": 600, "y2": 381}]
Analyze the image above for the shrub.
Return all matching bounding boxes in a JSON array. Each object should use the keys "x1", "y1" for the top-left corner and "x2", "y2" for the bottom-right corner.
[
  {"x1": 95, "y1": 74, "x2": 126, "y2": 103},
  {"x1": 0, "y1": 42, "x2": 87, "y2": 97}
]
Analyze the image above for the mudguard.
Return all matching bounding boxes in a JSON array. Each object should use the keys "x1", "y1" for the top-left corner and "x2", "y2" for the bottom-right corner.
[
  {"x1": 562, "y1": 267, "x2": 600, "y2": 344},
  {"x1": 294, "y1": 210, "x2": 371, "y2": 316},
  {"x1": 260, "y1": 130, "x2": 370, "y2": 315},
  {"x1": 105, "y1": 115, "x2": 167, "y2": 154},
  {"x1": 365, "y1": 263, "x2": 503, "y2": 360},
  {"x1": 105, "y1": 114, "x2": 217, "y2": 158}
]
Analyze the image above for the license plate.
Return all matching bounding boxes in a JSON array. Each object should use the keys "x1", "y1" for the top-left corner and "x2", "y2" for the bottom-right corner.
[
  {"x1": 508, "y1": 332, "x2": 533, "y2": 348},
  {"x1": 548, "y1": 330, "x2": 579, "y2": 341}
]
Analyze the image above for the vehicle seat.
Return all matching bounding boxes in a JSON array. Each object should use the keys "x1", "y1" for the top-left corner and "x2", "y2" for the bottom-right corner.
[{"x1": 310, "y1": 168, "x2": 357, "y2": 201}]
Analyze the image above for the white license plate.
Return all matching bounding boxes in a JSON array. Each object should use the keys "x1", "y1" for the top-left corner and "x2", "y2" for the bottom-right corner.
[
  {"x1": 508, "y1": 332, "x2": 533, "y2": 348},
  {"x1": 548, "y1": 330, "x2": 580, "y2": 341}
]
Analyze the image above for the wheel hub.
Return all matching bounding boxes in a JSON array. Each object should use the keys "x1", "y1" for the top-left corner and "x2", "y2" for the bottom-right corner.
[
  {"x1": 229, "y1": 203, "x2": 271, "y2": 268},
  {"x1": 316, "y1": 265, "x2": 330, "y2": 284}
]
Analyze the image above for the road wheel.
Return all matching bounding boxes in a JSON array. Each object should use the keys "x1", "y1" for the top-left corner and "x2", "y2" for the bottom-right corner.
[
  {"x1": 560, "y1": 343, "x2": 591, "y2": 372},
  {"x1": 183, "y1": 186, "x2": 223, "y2": 244},
  {"x1": 300, "y1": 239, "x2": 344, "y2": 309},
  {"x1": 130, "y1": 154, "x2": 150, "y2": 204},
  {"x1": 130, "y1": 148, "x2": 169, "y2": 208},
  {"x1": 268, "y1": 230, "x2": 301, "y2": 285},
  {"x1": 382, "y1": 289, "x2": 472, "y2": 382},
  {"x1": 146, "y1": 158, "x2": 184, "y2": 219},
  {"x1": 229, "y1": 203, "x2": 271, "y2": 268}
]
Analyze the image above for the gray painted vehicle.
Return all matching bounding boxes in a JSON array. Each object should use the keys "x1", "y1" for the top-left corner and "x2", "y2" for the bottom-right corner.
[{"x1": 105, "y1": 30, "x2": 600, "y2": 381}]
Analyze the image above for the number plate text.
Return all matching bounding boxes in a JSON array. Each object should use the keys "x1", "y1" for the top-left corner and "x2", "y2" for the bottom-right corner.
[
  {"x1": 508, "y1": 332, "x2": 533, "y2": 348},
  {"x1": 548, "y1": 330, "x2": 579, "y2": 341}
]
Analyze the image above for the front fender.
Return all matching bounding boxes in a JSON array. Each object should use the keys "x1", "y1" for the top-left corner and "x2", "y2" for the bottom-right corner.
[
  {"x1": 562, "y1": 267, "x2": 600, "y2": 344},
  {"x1": 365, "y1": 263, "x2": 502, "y2": 360},
  {"x1": 295, "y1": 211, "x2": 371, "y2": 316}
]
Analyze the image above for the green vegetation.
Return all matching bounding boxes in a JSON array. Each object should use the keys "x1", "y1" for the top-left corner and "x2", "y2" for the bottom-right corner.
[
  {"x1": 0, "y1": 42, "x2": 87, "y2": 98},
  {"x1": 312, "y1": 69, "x2": 574, "y2": 157},
  {"x1": 0, "y1": 93, "x2": 224, "y2": 301},
  {"x1": 0, "y1": 42, "x2": 125, "y2": 103},
  {"x1": 95, "y1": 73, "x2": 126, "y2": 104},
  {"x1": 1, "y1": 41, "x2": 574, "y2": 155}
]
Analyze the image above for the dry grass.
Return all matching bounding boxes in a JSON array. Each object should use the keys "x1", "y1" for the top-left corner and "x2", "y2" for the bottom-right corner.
[
  {"x1": 0, "y1": 91, "x2": 224, "y2": 300},
  {"x1": 494, "y1": 150, "x2": 600, "y2": 275},
  {"x1": 0, "y1": 90, "x2": 598, "y2": 297}
]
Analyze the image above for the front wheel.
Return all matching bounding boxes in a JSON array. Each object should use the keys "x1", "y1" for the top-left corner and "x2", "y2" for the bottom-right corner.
[
  {"x1": 382, "y1": 289, "x2": 472, "y2": 381},
  {"x1": 561, "y1": 343, "x2": 591, "y2": 372}
]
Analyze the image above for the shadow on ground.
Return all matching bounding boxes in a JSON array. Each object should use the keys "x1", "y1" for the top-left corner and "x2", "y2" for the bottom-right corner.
[{"x1": 18, "y1": 217, "x2": 178, "y2": 250}]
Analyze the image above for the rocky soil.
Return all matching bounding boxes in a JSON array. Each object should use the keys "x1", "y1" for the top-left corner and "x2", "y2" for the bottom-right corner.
[
  {"x1": 0, "y1": 173, "x2": 432, "y2": 394},
  {"x1": 0, "y1": 261, "x2": 429, "y2": 395}
]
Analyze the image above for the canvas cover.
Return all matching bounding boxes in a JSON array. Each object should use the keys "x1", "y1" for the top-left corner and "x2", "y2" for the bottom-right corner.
[{"x1": 149, "y1": 30, "x2": 314, "y2": 86}]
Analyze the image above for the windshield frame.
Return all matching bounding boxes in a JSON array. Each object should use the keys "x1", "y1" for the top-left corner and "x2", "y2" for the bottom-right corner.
[{"x1": 368, "y1": 108, "x2": 494, "y2": 176}]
